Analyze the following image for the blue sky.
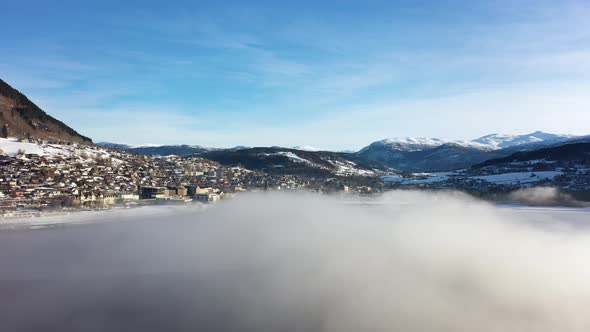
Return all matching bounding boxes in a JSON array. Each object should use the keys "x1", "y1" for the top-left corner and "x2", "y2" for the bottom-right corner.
[{"x1": 1, "y1": 0, "x2": 590, "y2": 150}]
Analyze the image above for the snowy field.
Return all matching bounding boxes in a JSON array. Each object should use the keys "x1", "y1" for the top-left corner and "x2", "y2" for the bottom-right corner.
[
  {"x1": 382, "y1": 171, "x2": 563, "y2": 185},
  {"x1": 472, "y1": 171, "x2": 562, "y2": 184},
  {"x1": 381, "y1": 172, "x2": 453, "y2": 184},
  {"x1": 0, "y1": 137, "x2": 119, "y2": 161}
]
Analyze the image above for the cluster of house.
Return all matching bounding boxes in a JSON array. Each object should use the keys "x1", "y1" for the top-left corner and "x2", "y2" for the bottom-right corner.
[
  {"x1": 0, "y1": 140, "x2": 390, "y2": 218},
  {"x1": 140, "y1": 185, "x2": 223, "y2": 202},
  {"x1": 0, "y1": 143, "x2": 258, "y2": 217}
]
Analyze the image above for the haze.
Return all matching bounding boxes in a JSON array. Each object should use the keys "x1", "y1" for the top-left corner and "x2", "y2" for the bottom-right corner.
[{"x1": 2, "y1": 192, "x2": 590, "y2": 331}]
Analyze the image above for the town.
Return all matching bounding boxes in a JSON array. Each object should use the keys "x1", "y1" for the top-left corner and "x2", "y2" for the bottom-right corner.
[
  {"x1": 3, "y1": 135, "x2": 590, "y2": 219},
  {"x1": 0, "y1": 138, "x2": 383, "y2": 219}
]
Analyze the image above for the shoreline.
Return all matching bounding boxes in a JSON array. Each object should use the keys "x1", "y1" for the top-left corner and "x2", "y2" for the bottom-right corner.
[{"x1": 0, "y1": 202, "x2": 210, "y2": 231}]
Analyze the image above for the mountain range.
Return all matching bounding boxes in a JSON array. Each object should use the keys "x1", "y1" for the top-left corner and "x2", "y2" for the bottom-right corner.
[
  {"x1": 100, "y1": 131, "x2": 580, "y2": 172},
  {"x1": 1, "y1": 78, "x2": 588, "y2": 174},
  {"x1": 356, "y1": 132, "x2": 578, "y2": 172}
]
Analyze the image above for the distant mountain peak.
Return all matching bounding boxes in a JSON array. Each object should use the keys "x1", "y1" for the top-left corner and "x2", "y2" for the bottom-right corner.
[
  {"x1": 358, "y1": 131, "x2": 579, "y2": 172},
  {"x1": 472, "y1": 131, "x2": 574, "y2": 150},
  {"x1": 361, "y1": 137, "x2": 448, "y2": 153}
]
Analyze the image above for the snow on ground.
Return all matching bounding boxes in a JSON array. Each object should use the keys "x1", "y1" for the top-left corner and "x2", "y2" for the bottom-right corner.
[
  {"x1": 505, "y1": 159, "x2": 558, "y2": 165},
  {"x1": 327, "y1": 159, "x2": 375, "y2": 176},
  {"x1": 381, "y1": 172, "x2": 453, "y2": 184},
  {"x1": 382, "y1": 170, "x2": 563, "y2": 185},
  {"x1": 276, "y1": 151, "x2": 315, "y2": 165},
  {"x1": 259, "y1": 152, "x2": 374, "y2": 176},
  {"x1": 471, "y1": 171, "x2": 562, "y2": 185},
  {"x1": 0, "y1": 137, "x2": 54, "y2": 156},
  {"x1": 0, "y1": 137, "x2": 123, "y2": 164},
  {"x1": 260, "y1": 152, "x2": 326, "y2": 169}
]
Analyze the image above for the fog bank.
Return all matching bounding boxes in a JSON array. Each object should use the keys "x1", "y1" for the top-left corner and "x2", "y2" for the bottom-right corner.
[
  {"x1": 2, "y1": 191, "x2": 590, "y2": 331},
  {"x1": 507, "y1": 187, "x2": 589, "y2": 207}
]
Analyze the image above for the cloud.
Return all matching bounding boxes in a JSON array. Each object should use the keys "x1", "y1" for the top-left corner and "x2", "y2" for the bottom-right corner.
[
  {"x1": 2, "y1": 191, "x2": 590, "y2": 331},
  {"x1": 507, "y1": 187, "x2": 589, "y2": 207},
  {"x1": 2, "y1": 1, "x2": 590, "y2": 148}
]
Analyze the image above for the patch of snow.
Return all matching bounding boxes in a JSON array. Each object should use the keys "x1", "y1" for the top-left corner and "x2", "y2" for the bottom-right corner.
[
  {"x1": 0, "y1": 138, "x2": 49, "y2": 156},
  {"x1": 0, "y1": 137, "x2": 123, "y2": 164},
  {"x1": 471, "y1": 171, "x2": 562, "y2": 185},
  {"x1": 276, "y1": 151, "x2": 315, "y2": 165},
  {"x1": 292, "y1": 146, "x2": 321, "y2": 152},
  {"x1": 507, "y1": 159, "x2": 558, "y2": 165},
  {"x1": 326, "y1": 158, "x2": 374, "y2": 176}
]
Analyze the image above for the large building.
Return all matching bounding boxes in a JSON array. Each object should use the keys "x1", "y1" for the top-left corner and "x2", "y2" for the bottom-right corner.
[
  {"x1": 140, "y1": 186, "x2": 167, "y2": 199},
  {"x1": 194, "y1": 193, "x2": 220, "y2": 202}
]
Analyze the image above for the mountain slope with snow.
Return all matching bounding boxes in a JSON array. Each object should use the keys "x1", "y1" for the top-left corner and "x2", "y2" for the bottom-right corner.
[
  {"x1": 201, "y1": 147, "x2": 385, "y2": 177},
  {"x1": 357, "y1": 132, "x2": 578, "y2": 172},
  {"x1": 361, "y1": 131, "x2": 574, "y2": 154},
  {"x1": 472, "y1": 131, "x2": 574, "y2": 150}
]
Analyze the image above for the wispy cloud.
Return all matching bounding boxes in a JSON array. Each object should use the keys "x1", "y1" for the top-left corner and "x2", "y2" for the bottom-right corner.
[{"x1": 1, "y1": 0, "x2": 589, "y2": 148}]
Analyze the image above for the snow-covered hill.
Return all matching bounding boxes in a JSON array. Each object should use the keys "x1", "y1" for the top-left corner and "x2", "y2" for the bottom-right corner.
[
  {"x1": 0, "y1": 137, "x2": 123, "y2": 164},
  {"x1": 359, "y1": 137, "x2": 449, "y2": 153},
  {"x1": 472, "y1": 131, "x2": 574, "y2": 150},
  {"x1": 361, "y1": 131, "x2": 574, "y2": 154},
  {"x1": 201, "y1": 147, "x2": 384, "y2": 177},
  {"x1": 357, "y1": 131, "x2": 578, "y2": 172}
]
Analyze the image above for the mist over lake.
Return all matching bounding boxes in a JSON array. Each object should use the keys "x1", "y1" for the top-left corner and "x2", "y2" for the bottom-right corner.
[{"x1": 2, "y1": 191, "x2": 590, "y2": 332}]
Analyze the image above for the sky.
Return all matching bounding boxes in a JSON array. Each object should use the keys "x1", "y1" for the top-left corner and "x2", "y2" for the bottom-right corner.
[{"x1": 1, "y1": 0, "x2": 590, "y2": 150}]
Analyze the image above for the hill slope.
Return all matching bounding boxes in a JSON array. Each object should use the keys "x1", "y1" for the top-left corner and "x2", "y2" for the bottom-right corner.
[
  {"x1": 0, "y1": 79, "x2": 91, "y2": 143},
  {"x1": 474, "y1": 143, "x2": 590, "y2": 168},
  {"x1": 201, "y1": 147, "x2": 384, "y2": 177}
]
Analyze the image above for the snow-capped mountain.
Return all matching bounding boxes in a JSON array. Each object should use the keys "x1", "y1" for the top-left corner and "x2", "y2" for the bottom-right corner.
[
  {"x1": 357, "y1": 132, "x2": 578, "y2": 172},
  {"x1": 360, "y1": 131, "x2": 574, "y2": 154},
  {"x1": 359, "y1": 137, "x2": 449, "y2": 153},
  {"x1": 472, "y1": 131, "x2": 574, "y2": 150},
  {"x1": 97, "y1": 131, "x2": 580, "y2": 173}
]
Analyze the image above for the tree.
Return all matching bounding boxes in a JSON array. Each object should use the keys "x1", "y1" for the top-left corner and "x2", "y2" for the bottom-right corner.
[{"x1": 1, "y1": 124, "x2": 8, "y2": 138}]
